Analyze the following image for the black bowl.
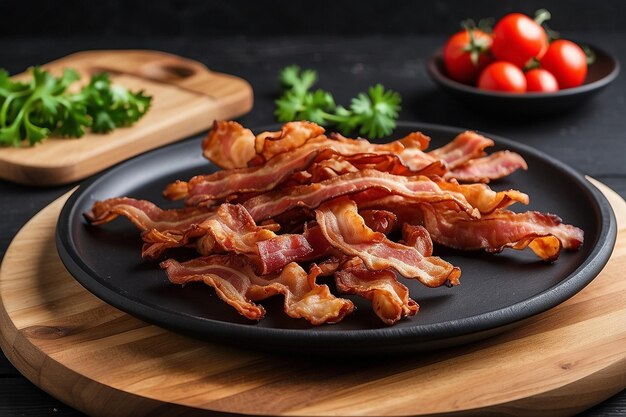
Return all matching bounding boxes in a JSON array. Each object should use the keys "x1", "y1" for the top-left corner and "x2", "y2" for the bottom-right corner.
[{"x1": 426, "y1": 44, "x2": 620, "y2": 116}]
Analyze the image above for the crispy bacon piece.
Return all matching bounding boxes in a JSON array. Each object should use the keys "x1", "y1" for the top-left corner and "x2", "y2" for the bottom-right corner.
[
  {"x1": 84, "y1": 197, "x2": 213, "y2": 231},
  {"x1": 335, "y1": 259, "x2": 418, "y2": 325},
  {"x1": 196, "y1": 123, "x2": 524, "y2": 207},
  {"x1": 402, "y1": 224, "x2": 433, "y2": 257},
  {"x1": 251, "y1": 121, "x2": 326, "y2": 165},
  {"x1": 396, "y1": 148, "x2": 438, "y2": 172},
  {"x1": 428, "y1": 131, "x2": 494, "y2": 169},
  {"x1": 448, "y1": 151, "x2": 528, "y2": 183},
  {"x1": 202, "y1": 121, "x2": 257, "y2": 170},
  {"x1": 190, "y1": 204, "x2": 277, "y2": 257},
  {"x1": 420, "y1": 205, "x2": 584, "y2": 261},
  {"x1": 256, "y1": 225, "x2": 330, "y2": 274},
  {"x1": 352, "y1": 179, "x2": 529, "y2": 221},
  {"x1": 202, "y1": 121, "x2": 325, "y2": 170},
  {"x1": 85, "y1": 198, "x2": 278, "y2": 260},
  {"x1": 244, "y1": 169, "x2": 478, "y2": 222},
  {"x1": 170, "y1": 144, "x2": 327, "y2": 205},
  {"x1": 305, "y1": 158, "x2": 358, "y2": 182},
  {"x1": 256, "y1": 210, "x2": 397, "y2": 275},
  {"x1": 398, "y1": 131, "x2": 431, "y2": 150},
  {"x1": 359, "y1": 209, "x2": 398, "y2": 235},
  {"x1": 436, "y1": 180, "x2": 529, "y2": 214},
  {"x1": 161, "y1": 255, "x2": 354, "y2": 324},
  {"x1": 316, "y1": 197, "x2": 461, "y2": 288},
  {"x1": 329, "y1": 131, "x2": 423, "y2": 153},
  {"x1": 177, "y1": 130, "x2": 433, "y2": 205}
]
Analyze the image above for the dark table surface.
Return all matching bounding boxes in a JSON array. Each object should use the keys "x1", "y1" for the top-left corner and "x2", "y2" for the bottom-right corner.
[{"x1": 0, "y1": 34, "x2": 624, "y2": 416}]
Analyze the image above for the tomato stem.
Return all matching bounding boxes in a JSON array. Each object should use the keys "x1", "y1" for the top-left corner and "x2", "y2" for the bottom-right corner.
[
  {"x1": 583, "y1": 45, "x2": 596, "y2": 65},
  {"x1": 534, "y1": 9, "x2": 552, "y2": 26}
]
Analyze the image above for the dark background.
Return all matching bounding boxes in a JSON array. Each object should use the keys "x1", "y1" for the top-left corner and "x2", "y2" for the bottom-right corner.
[
  {"x1": 1, "y1": 1, "x2": 625, "y2": 416},
  {"x1": 1, "y1": 0, "x2": 626, "y2": 37}
]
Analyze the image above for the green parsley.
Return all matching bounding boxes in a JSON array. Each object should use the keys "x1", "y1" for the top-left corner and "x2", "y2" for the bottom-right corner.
[
  {"x1": 0, "y1": 67, "x2": 152, "y2": 147},
  {"x1": 274, "y1": 65, "x2": 401, "y2": 139}
]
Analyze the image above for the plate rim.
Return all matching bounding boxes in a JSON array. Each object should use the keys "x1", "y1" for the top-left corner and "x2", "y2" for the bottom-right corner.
[{"x1": 55, "y1": 121, "x2": 618, "y2": 353}]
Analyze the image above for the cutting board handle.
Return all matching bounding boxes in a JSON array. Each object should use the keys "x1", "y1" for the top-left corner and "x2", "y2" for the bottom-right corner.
[{"x1": 45, "y1": 49, "x2": 253, "y2": 120}]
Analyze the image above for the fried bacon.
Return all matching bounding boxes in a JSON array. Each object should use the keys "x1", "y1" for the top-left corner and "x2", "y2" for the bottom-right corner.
[
  {"x1": 316, "y1": 197, "x2": 461, "y2": 288},
  {"x1": 436, "y1": 180, "x2": 529, "y2": 214},
  {"x1": 449, "y1": 151, "x2": 528, "y2": 183},
  {"x1": 162, "y1": 255, "x2": 354, "y2": 324},
  {"x1": 251, "y1": 121, "x2": 326, "y2": 165},
  {"x1": 244, "y1": 169, "x2": 479, "y2": 222},
  {"x1": 420, "y1": 205, "x2": 584, "y2": 261},
  {"x1": 86, "y1": 121, "x2": 584, "y2": 326},
  {"x1": 84, "y1": 197, "x2": 212, "y2": 231},
  {"x1": 174, "y1": 126, "x2": 433, "y2": 205},
  {"x1": 335, "y1": 258, "x2": 419, "y2": 326},
  {"x1": 428, "y1": 130, "x2": 494, "y2": 169},
  {"x1": 202, "y1": 121, "x2": 257, "y2": 170},
  {"x1": 402, "y1": 224, "x2": 434, "y2": 257},
  {"x1": 87, "y1": 199, "x2": 276, "y2": 260},
  {"x1": 256, "y1": 210, "x2": 397, "y2": 275},
  {"x1": 256, "y1": 224, "x2": 330, "y2": 275},
  {"x1": 169, "y1": 143, "x2": 326, "y2": 205},
  {"x1": 181, "y1": 125, "x2": 521, "y2": 207}
]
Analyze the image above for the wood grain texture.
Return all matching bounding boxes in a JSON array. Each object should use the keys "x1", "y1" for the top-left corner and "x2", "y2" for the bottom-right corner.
[
  {"x1": 0, "y1": 181, "x2": 624, "y2": 417},
  {"x1": 0, "y1": 50, "x2": 253, "y2": 186}
]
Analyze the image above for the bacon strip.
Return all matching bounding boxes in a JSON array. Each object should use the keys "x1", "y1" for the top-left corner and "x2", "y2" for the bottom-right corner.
[
  {"x1": 256, "y1": 225, "x2": 330, "y2": 274},
  {"x1": 316, "y1": 197, "x2": 461, "y2": 288},
  {"x1": 448, "y1": 151, "x2": 528, "y2": 183},
  {"x1": 359, "y1": 209, "x2": 398, "y2": 235},
  {"x1": 170, "y1": 144, "x2": 326, "y2": 205},
  {"x1": 256, "y1": 210, "x2": 397, "y2": 275},
  {"x1": 244, "y1": 169, "x2": 478, "y2": 222},
  {"x1": 202, "y1": 121, "x2": 257, "y2": 170},
  {"x1": 251, "y1": 121, "x2": 326, "y2": 165},
  {"x1": 420, "y1": 205, "x2": 584, "y2": 261},
  {"x1": 437, "y1": 180, "x2": 529, "y2": 214},
  {"x1": 85, "y1": 199, "x2": 278, "y2": 260},
  {"x1": 176, "y1": 130, "x2": 432, "y2": 204},
  {"x1": 335, "y1": 259, "x2": 418, "y2": 326},
  {"x1": 402, "y1": 224, "x2": 433, "y2": 257},
  {"x1": 189, "y1": 124, "x2": 523, "y2": 208},
  {"x1": 84, "y1": 198, "x2": 213, "y2": 231},
  {"x1": 161, "y1": 255, "x2": 354, "y2": 324},
  {"x1": 428, "y1": 131, "x2": 494, "y2": 169}
]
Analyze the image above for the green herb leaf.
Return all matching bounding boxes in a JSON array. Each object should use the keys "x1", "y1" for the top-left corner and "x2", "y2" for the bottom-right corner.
[
  {"x1": 0, "y1": 67, "x2": 152, "y2": 147},
  {"x1": 78, "y1": 73, "x2": 152, "y2": 133},
  {"x1": 279, "y1": 65, "x2": 318, "y2": 96},
  {"x1": 274, "y1": 66, "x2": 401, "y2": 139}
]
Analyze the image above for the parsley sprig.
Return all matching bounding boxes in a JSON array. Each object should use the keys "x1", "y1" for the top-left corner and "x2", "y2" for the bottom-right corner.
[
  {"x1": 0, "y1": 67, "x2": 152, "y2": 147},
  {"x1": 275, "y1": 66, "x2": 401, "y2": 139}
]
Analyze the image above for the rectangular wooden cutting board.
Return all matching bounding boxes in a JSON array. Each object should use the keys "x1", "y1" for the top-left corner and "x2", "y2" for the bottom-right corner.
[{"x1": 0, "y1": 50, "x2": 253, "y2": 185}]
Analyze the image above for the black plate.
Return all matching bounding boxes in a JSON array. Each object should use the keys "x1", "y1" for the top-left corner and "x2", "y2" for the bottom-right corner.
[
  {"x1": 56, "y1": 122, "x2": 616, "y2": 356},
  {"x1": 427, "y1": 44, "x2": 620, "y2": 117}
]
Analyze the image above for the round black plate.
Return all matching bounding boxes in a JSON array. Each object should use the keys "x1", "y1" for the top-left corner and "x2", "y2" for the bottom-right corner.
[
  {"x1": 56, "y1": 122, "x2": 616, "y2": 356},
  {"x1": 426, "y1": 44, "x2": 620, "y2": 117}
]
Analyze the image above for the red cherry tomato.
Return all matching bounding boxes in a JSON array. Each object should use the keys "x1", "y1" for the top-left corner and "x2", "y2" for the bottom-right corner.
[
  {"x1": 491, "y1": 13, "x2": 549, "y2": 68},
  {"x1": 443, "y1": 29, "x2": 493, "y2": 85},
  {"x1": 525, "y1": 68, "x2": 559, "y2": 92},
  {"x1": 478, "y1": 62, "x2": 527, "y2": 93},
  {"x1": 539, "y1": 40, "x2": 588, "y2": 89}
]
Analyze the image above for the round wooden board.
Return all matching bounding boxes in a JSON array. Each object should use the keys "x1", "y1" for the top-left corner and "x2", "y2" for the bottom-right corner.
[{"x1": 1, "y1": 180, "x2": 625, "y2": 417}]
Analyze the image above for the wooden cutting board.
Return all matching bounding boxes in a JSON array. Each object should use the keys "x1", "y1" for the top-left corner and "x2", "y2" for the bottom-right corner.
[
  {"x1": 0, "y1": 179, "x2": 624, "y2": 417},
  {"x1": 0, "y1": 50, "x2": 253, "y2": 185}
]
